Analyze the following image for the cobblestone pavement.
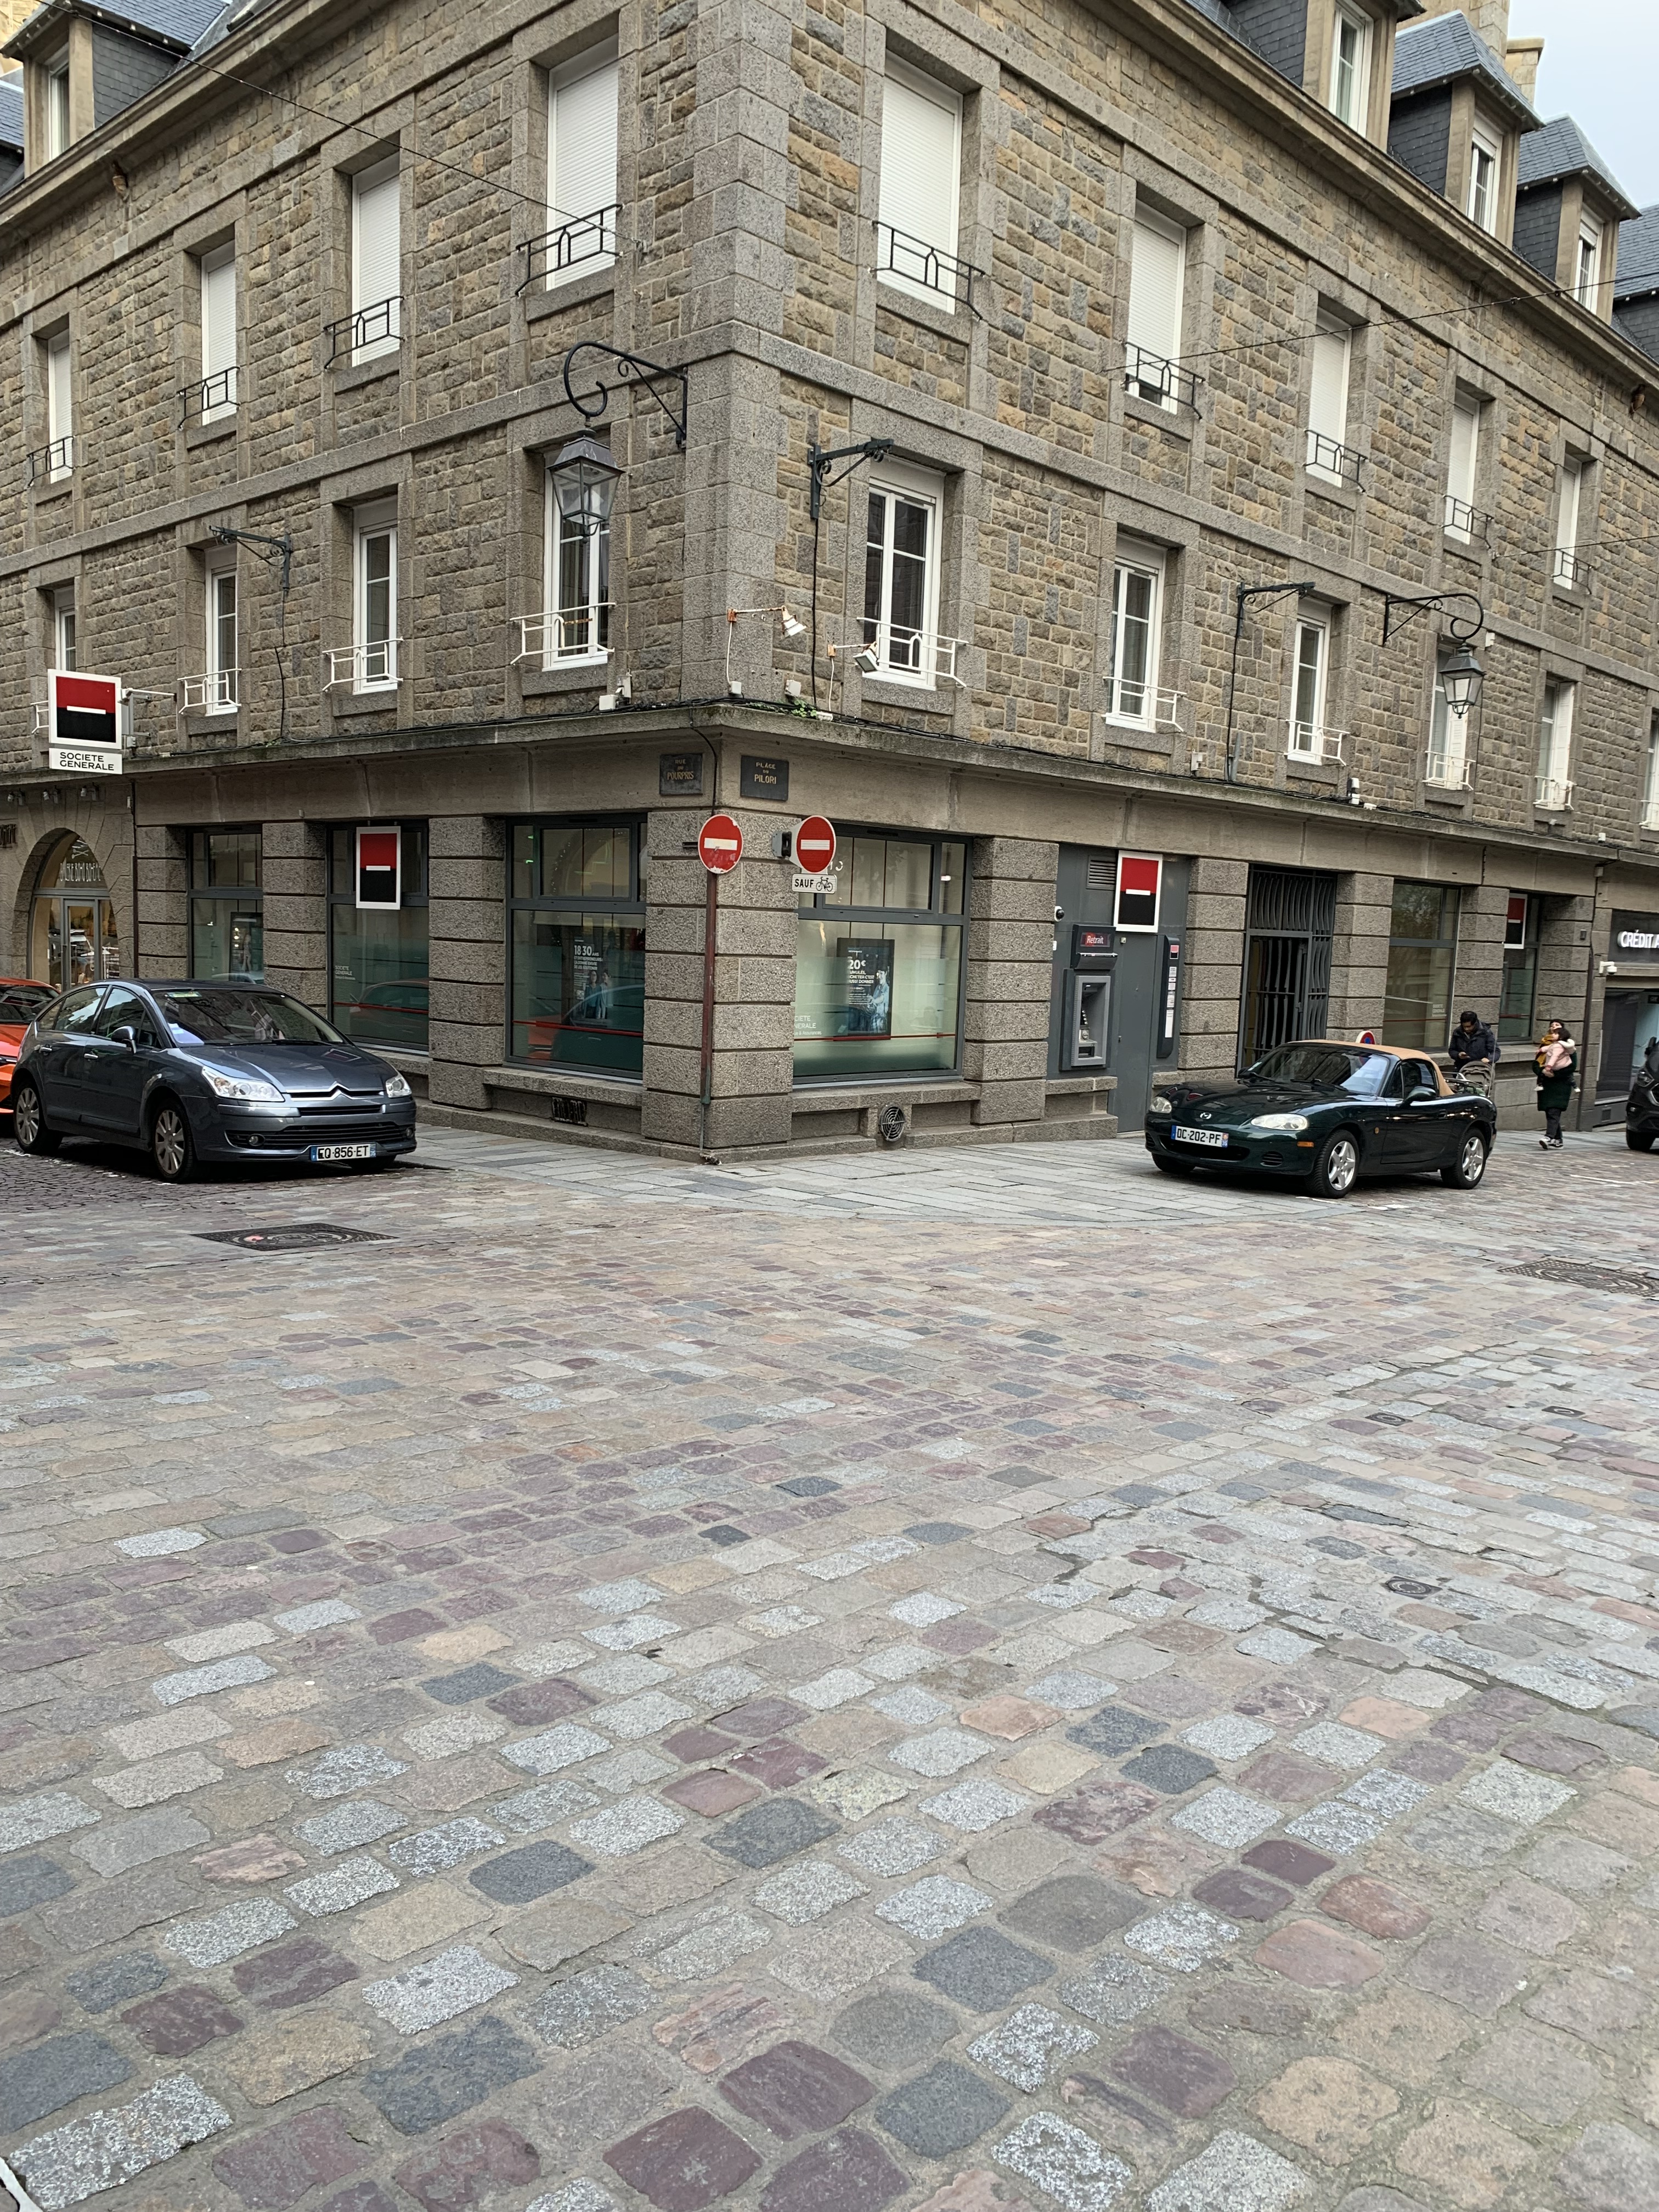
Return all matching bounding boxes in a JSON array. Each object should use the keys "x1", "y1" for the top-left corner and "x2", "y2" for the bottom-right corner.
[{"x1": 2, "y1": 1125, "x2": 1657, "y2": 2212}]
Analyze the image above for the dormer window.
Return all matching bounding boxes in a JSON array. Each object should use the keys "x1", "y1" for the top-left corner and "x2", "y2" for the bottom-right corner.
[
  {"x1": 44, "y1": 53, "x2": 70, "y2": 159},
  {"x1": 1330, "y1": 5, "x2": 1372, "y2": 131},
  {"x1": 1575, "y1": 213, "x2": 1602, "y2": 307},
  {"x1": 1468, "y1": 125, "x2": 1501, "y2": 234}
]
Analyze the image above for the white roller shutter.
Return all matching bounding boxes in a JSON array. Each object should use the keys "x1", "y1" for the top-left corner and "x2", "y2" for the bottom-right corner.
[
  {"x1": 1126, "y1": 215, "x2": 1184, "y2": 364},
  {"x1": 47, "y1": 332, "x2": 72, "y2": 452},
  {"x1": 200, "y1": 245, "x2": 237, "y2": 411},
  {"x1": 1448, "y1": 396, "x2": 1479, "y2": 509},
  {"x1": 549, "y1": 54, "x2": 618, "y2": 278},
  {"x1": 352, "y1": 157, "x2": 402, "y2": 353},
  {"x1": 1309, "y1": 320, "x2": 1350, "y2": 445},
  {"x1": 878, "y1": 63, "x2": 960, "y2": 296}
]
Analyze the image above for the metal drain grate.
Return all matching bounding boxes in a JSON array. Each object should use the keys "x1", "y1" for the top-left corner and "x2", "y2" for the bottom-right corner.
[
  {"x1": 198, "y1": 1223, "x2": 392, "y2": 1252},
  {"x1": 1502, "y1": 1259, "x2": 1659, "y2": 1298}
]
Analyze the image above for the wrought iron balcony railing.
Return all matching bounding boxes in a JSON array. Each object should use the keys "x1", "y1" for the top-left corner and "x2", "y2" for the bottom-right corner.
[
  {"x1": 325, "y1": 297, "x2": 403, "y2": 366},
  {"x1": 1124, "y1": 345, "x2": 1201, "y2": 413},
  {"x1": 179, "y1": 366, "x2": 239, "y2": 425},
  {"x1": 519, "y1": 205, "x2": 622, "y2": 291},
  {"x1": 1306, "y1": 429, "x2": 1363, "y2": 485},
  {"x1": 874, "y1": 222, "x2": 981, "y2": 312}
]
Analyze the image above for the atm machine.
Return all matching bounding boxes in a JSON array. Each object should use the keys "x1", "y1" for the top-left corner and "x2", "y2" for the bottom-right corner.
[{"x1": 1060, "y1": 923, "x2": 1116, "y2": 1071}]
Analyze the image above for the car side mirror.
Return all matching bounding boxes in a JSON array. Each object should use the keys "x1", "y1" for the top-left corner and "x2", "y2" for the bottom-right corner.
[{"x1": 113, "y1": 1025, "x2": 137, "y2": 1052}]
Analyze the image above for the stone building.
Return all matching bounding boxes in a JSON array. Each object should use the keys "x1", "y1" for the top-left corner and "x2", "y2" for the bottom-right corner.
[{"x1": 2, "y1": 0, "x2": 1657, "y2": 1156}]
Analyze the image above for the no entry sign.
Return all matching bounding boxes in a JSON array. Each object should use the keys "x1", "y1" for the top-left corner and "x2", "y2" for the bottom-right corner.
[
  {"x1": 794, "y1": 815, "x2": 836, "y2": 873},
  {"x1": 698, "y1": 813, "x2": 743, "y2": 873}
]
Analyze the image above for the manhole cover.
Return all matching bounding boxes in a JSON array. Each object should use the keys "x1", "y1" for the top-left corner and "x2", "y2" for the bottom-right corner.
[
  {"x1": 198, "y1": 1224, "x2": 392, "y2": 1252},
  {"x1": 1501, "y1": 1260, "x2": 1659, "y2": 1298},
  {"x1": 1385, "y1": 1577, "x2": 1438, "y2": 1599}
]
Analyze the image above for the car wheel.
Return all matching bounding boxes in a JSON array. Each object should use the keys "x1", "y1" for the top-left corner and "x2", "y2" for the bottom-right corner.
[
  {"x1": 1153, "y1": 1156, "x2": 1196, "y2": 1177},
  {"x1": 150, "y1": 1099, "x2": 196, "y2": 1183},
  {"x1": 1440, "y1": 1130, "x2": 1489, "y2": 1188},
  {"x1": 1309, "y1": 1129, "x2": 1360, "y2": 1199},
  {"x1": 1628, "y1": 1130, "x2": 1656, "y2": 1153},
  {"x1": 12, "y1": 1080, "x2": 61, "y2": 1156}
]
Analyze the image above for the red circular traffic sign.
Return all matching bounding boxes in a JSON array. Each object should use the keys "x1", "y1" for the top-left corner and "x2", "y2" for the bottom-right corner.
[
  {"x1": 794, "y1": 815, "x2": 837, "y2": 874},
  {"x1": 697, "y1": 813, "x2": 743, "y2": 874}
]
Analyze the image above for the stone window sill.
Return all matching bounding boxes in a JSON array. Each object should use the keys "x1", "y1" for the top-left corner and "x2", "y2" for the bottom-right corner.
[
  {"x1": 792, "y1": 1077, "x2": 977, "y2": 1107},
  {"x1": 1099, "y1": 716, "x2": 1170, "y2": 751},
  {"x1": 179, "y1": 710, "x2": 240, "y2": 740},
  {"x1": 30, "y1": 481, "x2": 74, "y2": 511},
  {"x1": 1304, "y1": 471, "x2": 1360, "y2": 513},
  {"x1": 857, "y1": 676, "x2": 954, "y2": 718},
  {"x1": 524, "y1": 270, "x2": 616, "y2": 323},
  {"x1": 1123, "y1": 393, "x2": 1194, "y2": 442},
  {"x1": 874, "y1": 279, "x2": 974, "y2": 346},
  {"x1": 521, "y1": 659, "x2": 612, "y2": 699},
  {"x1": 328, "y1": 686, "x2": 404, "y2": 720},
  {"x1": 331, "y1": 353, "x2": 402, "y2": 396},
  {"x1": 184, "y1": 414, "x2": 238, "y2": 450}
]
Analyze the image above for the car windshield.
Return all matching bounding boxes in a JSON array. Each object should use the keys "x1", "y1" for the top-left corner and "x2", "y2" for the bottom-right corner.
[
  {"x1": 156, "y1": 991, "x2": 345, "y2": 1046},
  {"x1": 0, "y1": 986, "x2": 53, "y2": 1023},
  {"x1": 1249, "y1": 1045, "x2": 1393, "y2": 1097}
]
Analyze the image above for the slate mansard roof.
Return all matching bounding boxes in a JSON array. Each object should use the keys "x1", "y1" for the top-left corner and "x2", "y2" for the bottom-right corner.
[
  {"x1": 1518, "y1": 116, "x2": 1639, "y2": 218},
  {"x1": 1390, "y1": 8, "x2": 1539, "y2": 129}
]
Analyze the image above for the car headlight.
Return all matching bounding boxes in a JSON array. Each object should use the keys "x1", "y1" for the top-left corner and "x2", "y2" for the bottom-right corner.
[
  {"x1": 1149, "y1": 1092, "x2": 1175, "y2": 1115},
  {"x1": 202, "y1": 1067, "x2": 283, "y2": 1103},
  {"x1": 1249, "y1": 1111, "x2": 1309, "y2": 1132},
  {"x1": 384, "y1": 1072, "x2": 411, "y2": 1099}
]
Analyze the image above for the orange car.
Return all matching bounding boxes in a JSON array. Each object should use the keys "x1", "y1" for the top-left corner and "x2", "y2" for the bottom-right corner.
[{"x1": 0, "y1": 977, "x2": 56, "y2": 1115}]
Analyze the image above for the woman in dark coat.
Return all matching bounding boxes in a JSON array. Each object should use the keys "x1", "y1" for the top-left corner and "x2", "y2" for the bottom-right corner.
[{"x1": 1534, "y1": 1019, "x2": 1577, "y2": 1149}]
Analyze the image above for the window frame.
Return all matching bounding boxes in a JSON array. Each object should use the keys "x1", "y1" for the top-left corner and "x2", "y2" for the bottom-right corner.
[
  {"x1": 1498, "y1": 891, "x2": 1542, "y2": 1042},
  {"x1": 793, "y1": 831, "x2": 969, "y2": 1085},
  {"x1": 1125, "y1": 208, "x2": 1187, "y2": 410},
  {"x1": 188, "y1": 828, "x2": 264, "y2": 983},
  {"x1": 543, "y1": 456, "x2": 612, "y2": 666},
  {"x1": 352, "y1": 503, "x2": 399, "y2": 692},
  {"x1": 1444, "y1": 391, "x2": 1481, "y2": 539},
  {"x1": 1427, "y1": 657, "x2": 1471, "y2": 790},
  {"x1": 1538, "y1": 676, "x2": 1576, "y2": 806},
  {"x1": 1329, "y1": 3, "x2": 1373, "y2": 131},
  {"x1": 1306, "y1": 313, "x2": 1353, "y2": 482},
  {"x1": 876, "y1": 58, "x2": 964, "y2": 307},
  {"x1": 1468, "y1": 123, "x2": 1502, "y2": 234},
  {"x1": 329, "y1": 821, "x2": 431, "y2": 1052},
  {"x1": 198, "y1": 241, "x2": 238, "y2": 419},
  {"x1": 1383, "y1": 880, "x2": 1459, "y2": 1051},
  {"x1": 545, "y1": 43, "x2": 620, "y2": 289},
  {"x1": 44, "y1": 53, "x2": 70, "y2": 160},
  {"x1": 506, "y1": 818, "x2": 647, "y2": 1075},
  {"x1": 860, "y1": 458, "x2": 946, "y2": 689},
  {"x1": 350, "y1": 154, "x2": 402, "y2": 362},
  {"x1": 45, "y1": 329, "x2": 72, "y2": 481},
  {"x1": 1104, "y1": 542, "x2": 1166, "y2": 729},
  {"x1": 1553, "y1": 454, "x2": 1587, "y2": 586},
  {"x1": 204, "y1": 557, "x2": 238, "y2": 712},
  {"x1": 1644, "y1": 715, "x2": 1659, "y2": 832},
  {"x1": 1575, "y1": 212, "x2": 1602, "y2": 308},
  {"x1": 1288, "y1": 609, "x2": 1330, "y2": 757},
  {"x1": 52, "y1": 588, "x2": 76, "y2": 674}
]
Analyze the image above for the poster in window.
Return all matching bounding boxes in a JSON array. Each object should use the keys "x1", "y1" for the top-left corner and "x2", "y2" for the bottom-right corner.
[
  {"x1": 838, "y1": 938, "x2": 894, "y2": 1037},
  {"x1": 356, "y1": 826, "x2": 402, "y2": 910},
  {"x1": 1114, "y1": 851, "x2": 1162, "y2": 933},
  {"x1": 1504, "y1": 893, "x2": 1527, "y2": 948}
]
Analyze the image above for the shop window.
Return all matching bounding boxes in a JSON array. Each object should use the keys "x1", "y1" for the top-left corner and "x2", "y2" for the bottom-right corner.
[
  {"x1": 509, "y1": 821, "x2": 645, "y2": 1074},
  {"x1": 1383, "y1": 881, "x2": 1458, "y2": 1050},
  {"x1": 330, "y1": 823, "x2": 428, "y2": 1050},
  {"x1": 189, "y1": 829, "x2": 263, "y2": 980},
  {"x1": 876, "y1": 61, "x2": 962, "y2": 305},
  {"x1": 1643, "y1": 715, "x2": 1659, "y2": 832},
  {"x1": 862, "y1": 461, "x2": 944, "y2": 685},
  {"x1": 546, "y1": 46, "x2": 619, "y2": 284},
  {"x1": 1105, "y1": 545, "x2": 1165, "y2": 727},
  {"x1": 794, "y1": 833, "x2": 966, "y2": 1081},
  {"x1": 1498, "y1": 891, "x2": 1540, "y2": 1043}
]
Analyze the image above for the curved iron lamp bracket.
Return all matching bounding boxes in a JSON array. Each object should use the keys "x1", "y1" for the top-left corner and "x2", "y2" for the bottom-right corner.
[
  {"x1": 560, "y1": 342, "x2": 688, "y2": 448},
  {"x1": 1379, "y1": 589, "x2": 1484, "y2": 647}
]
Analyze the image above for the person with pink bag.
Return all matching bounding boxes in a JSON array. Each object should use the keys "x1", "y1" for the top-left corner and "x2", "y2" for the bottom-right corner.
[{"x1": 1534, "y1": 1019, "x2": 1577, "y2": 1149}]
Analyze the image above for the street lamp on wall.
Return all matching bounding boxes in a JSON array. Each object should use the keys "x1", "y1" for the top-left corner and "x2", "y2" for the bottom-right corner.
[
  {"x1": 1379, "y1": 590, "x2": 1486, "y2": 718},
  {"x1": 551, "y1": 433, "x2": 621, "y2": 536}
]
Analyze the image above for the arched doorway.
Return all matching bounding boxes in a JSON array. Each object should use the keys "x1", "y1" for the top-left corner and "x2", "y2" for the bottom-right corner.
[{"x1": 29, "y1": 836, "x2": 121, "y2": 990}]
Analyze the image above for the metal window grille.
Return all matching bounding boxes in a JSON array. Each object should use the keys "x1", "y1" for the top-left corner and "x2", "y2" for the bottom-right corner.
[
  {"x1": 1442, "y1": 493, "x2": 1491, "y2": 545},
  {"x1": 1534, "y1": 775, "x2": 1575, "y2": 811},
  {"x1": 1105, "y1": 684, "x2": 1186, "y2": 730},
  {"x1": 325, "y1": 297, "x2": 404, "y2": 365},
  {"x1": 1124, "y1": 345, "x2": 1201, "y2": 412},
  {"x1": 179, "y1": 367, "x2": 239, "y2": 425},
  {"x1": 26, "y1": 437, "x2": 74, "y2": 485},
  {"x1": 1552, "y1": 548, "x2": 1590, "y2": 590},
  {"x1": 1305, "y1": 430, "x2": 1363, "y2": 484},
  {"x1": 874, "y1": 222, "x2": 980, "y2": 311},
  {"x1": 860, "y1": 623, "x2": 967, "y2": 686},
  {"x1": 179, "y1": 669, "x2": 239, "y2": 712},
  {"x1": 518, "y1": 205, "x2": 622, "y2": 291},
  {"x1": 324, "y1": 640, "x2": 400, "y2": 689},
  {"x1": 512, "y1": 609, "x2": 614, "y2": 664},
  {"x1": 1240, "y1": 867, "x2": 1336, "y2": 1063}
]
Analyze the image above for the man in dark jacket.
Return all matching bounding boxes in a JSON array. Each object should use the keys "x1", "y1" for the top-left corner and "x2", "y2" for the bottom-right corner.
[{"x1": 1448, "y1": 1011, "x2": 1499, "y2": 1071}]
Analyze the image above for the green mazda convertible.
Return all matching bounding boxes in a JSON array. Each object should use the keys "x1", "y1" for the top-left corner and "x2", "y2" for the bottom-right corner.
[{"x1": 1143, "y1": 1040, "x2": 1497, "y2": 1200}]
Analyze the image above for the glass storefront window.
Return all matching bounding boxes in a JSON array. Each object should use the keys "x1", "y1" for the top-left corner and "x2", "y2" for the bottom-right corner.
[
  {"x1": 794, "y1": 834, "x2": 966, "y2": 1080},
  {"x1": 29, "y1": 836, "x2": 121, "y2": 989},
  {"x1": 1383, "y1": 880, "x2": 1458, "y2": 1049},
  {"x1": 509, "y1": 821, "x2": 645, "y2": 1073},
  {"x1": 1498, "y1": 893, "x2": 1541, "y2": 1043},
  {"x1": 189, "y1": 828, "x2": 263, "y2": 980},
  {"x1": 329, "y1": 824, "x2": 430, "y2": 1049}
]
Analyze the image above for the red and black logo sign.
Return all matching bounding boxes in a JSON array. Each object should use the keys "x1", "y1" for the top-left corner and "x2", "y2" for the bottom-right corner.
[
  {"x1": 50, "y1": 673, "x2": 119, "y2": 749},
  {"x1": 356, "y1": 826, "x2": 402, "y2": 909},
  {"x1": 1114, "y1": 852, "x2": 1163, "y2": 932}
]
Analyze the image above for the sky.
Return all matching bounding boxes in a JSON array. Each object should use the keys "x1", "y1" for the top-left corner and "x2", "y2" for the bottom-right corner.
[{"x1": 1513, "y1": 0, "x2": 1659, "y2": 209}]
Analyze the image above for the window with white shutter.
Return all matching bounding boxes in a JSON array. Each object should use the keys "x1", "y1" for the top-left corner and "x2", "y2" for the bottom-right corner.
[
  {"x1": 353, "y1": 500, "x2": 399, "y2": 691},
  {"x1": 1444, "y1": 393, "x2": 1480, "y2": 538},
  {"x1": 46, "y1": 331, "x2": 72, "y2": 481},
  {"x1": 351, "y1": 157, "x2": 402, "y2": 361},
  {"x1": 547, "y1": 48, "x2": 619, "y2": 285},
  {"x1": 200, "y1": 244, "x2": 238, "y2": 419},
  {"x1": 1126, "y1": 213, "x2": 1185, "y2": 407},
  {"x1": 1554, "y1": 456, "x2": 1585, "y2": 586},
  {"x1": 877, "y1": 62, "x2": 962, "y2": 305},
  {"x1": 1306, "y1": 315, "x2": 1351, "y2": 481},
  {"x1": 1537, "y1": 678, "x2": 1575, "y2": 808}
]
